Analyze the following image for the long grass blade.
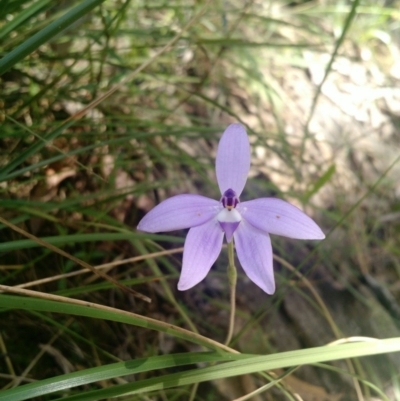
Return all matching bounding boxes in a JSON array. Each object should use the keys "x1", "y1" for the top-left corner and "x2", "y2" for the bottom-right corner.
[{"x1": 0, "y1": 0, "x2": 106, "y2": 75}]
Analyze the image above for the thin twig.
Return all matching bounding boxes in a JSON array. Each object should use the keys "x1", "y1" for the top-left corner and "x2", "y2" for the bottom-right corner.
[
  {"x1": 0, "y1": 216, "x2": 151, "y2": 303},
  {"x1": 0, "y1": 332, "x2": 15, "y2": 380},
  {"x1": 16, "y1": 247, "x2": 184, "y2": 290}
]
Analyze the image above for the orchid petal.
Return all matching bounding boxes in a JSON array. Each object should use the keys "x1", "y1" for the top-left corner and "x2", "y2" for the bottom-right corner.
[
  {"x1": 137, "y1": 194, "x2": 220, "y2": 233},
  {"x1": 234, "y1": 220, "x2": 275, "y2": 294},
  {"x1": 238, "y1": 198, "x2": 325, "y2": 239},
  {"x1": 216, "y1": 123, "x2": 250, "y2": 197},
  {"x1": 219, "y1": 221, "x2": 240, "y2": 243},
  {"x1": 178, "y1": 219, "x2": 224, "y2": 290}
]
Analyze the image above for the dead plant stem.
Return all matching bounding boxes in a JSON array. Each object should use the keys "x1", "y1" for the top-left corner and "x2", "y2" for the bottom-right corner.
[{"x1": 0, "y1": 216, "x2": 151, "y2": 303}]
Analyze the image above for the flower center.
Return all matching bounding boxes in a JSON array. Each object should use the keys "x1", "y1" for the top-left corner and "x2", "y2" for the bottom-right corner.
[
  {"x1": 221, "y1": 188, "x2": 239, "y2": 210},
  {"x1": 217, "y1": 188, "x2": 241, "y2": 242}
]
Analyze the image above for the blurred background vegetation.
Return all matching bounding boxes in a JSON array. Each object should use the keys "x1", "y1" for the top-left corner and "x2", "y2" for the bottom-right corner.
[{"x1": 1, "y1": 0, "x2": 400, "y2": 399}]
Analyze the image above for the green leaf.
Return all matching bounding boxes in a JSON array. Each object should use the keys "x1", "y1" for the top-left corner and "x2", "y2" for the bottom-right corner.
[
  {"x1": 0, "y1": 0, "x2": 107, "y2": 75},
  {"x1": 1, "y1": 352, "x2": 248, "y2": 401},
  {"x1": 0, "y1": 0, "x2": 52, "y2": 41},
  {"x1": 0, "y1": 295, "x2": 228, "y2": 352},
  {"x1": 54, "y1": 338, "x2": 400, "y2": 401},
  {"x1": 0, "y1": 232, "x2": 182, "y2": 252},
  {"x1": 303, "y1": 164, "x2": 336, "y2": 202}
]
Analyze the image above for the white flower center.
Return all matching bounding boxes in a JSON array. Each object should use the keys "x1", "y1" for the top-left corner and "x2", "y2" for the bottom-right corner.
[{"x1": 216, "y1": 208, "x2": 242, "y2": 224}]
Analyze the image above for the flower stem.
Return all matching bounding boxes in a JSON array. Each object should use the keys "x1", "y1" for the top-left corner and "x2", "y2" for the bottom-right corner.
[{"x1": 224, "y1": 241, "x2": 237, "y2": 345}]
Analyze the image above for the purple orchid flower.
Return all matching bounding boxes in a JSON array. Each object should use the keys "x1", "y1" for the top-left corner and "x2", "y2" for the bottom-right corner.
[{"x1": 137, "y1": 124, "x2": 325, "y2": 294}]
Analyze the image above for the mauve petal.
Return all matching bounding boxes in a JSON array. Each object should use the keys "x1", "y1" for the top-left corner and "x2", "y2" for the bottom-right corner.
[
  {"x1": 216, "y1": 123, "x2": 250, "y2": 197},
  {"x1": 237, "y1": 198, "x2": 325, "y2": 240},
  {"x1": 233, "y1": 220, "x2": 275, "y2": 294},
  {"x1": 219, "y1": 221, "x2": 240, "y2": 243},
  {"x1": 178, "y1": 219, "x2": 224, "y2": 290},
  {"x1": 137, "y1": 194, "x2": 220, "y2": 233}
]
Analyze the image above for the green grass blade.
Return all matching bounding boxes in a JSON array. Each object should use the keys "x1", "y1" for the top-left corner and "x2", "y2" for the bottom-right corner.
[
  {"x1": 1, "y1": 352, "x2": 247, "y2": 401},
  {"x1": 303, "y1": 164, "x2": 336, "y2": 202},
  {"x1": 305, "y1": 0, "x2": 361, "y2": 131},
  {"x1": 56, "y1": 338, "x2": 400, "y2": 401},
  {"x1": 0, "y1": 0, "x2": 106, "y2": 75},
  {"x1": 0, "y1": 0, "x2": 52, "y2": 41},
  {"x1": 0, "y1": 295, "x2": 229, "y2": 351},
  {"x1": 0, "y1": 232, "x2": 182, "y2": 252}
]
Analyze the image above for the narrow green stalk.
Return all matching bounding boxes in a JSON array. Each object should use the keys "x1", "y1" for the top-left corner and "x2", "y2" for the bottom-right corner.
[
  {"x1": 224, "y1": 241, "x2": 237, "y2": 346},
  {"x1": 188, "y1": 382, "x2": 199, "y2": 401}
]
